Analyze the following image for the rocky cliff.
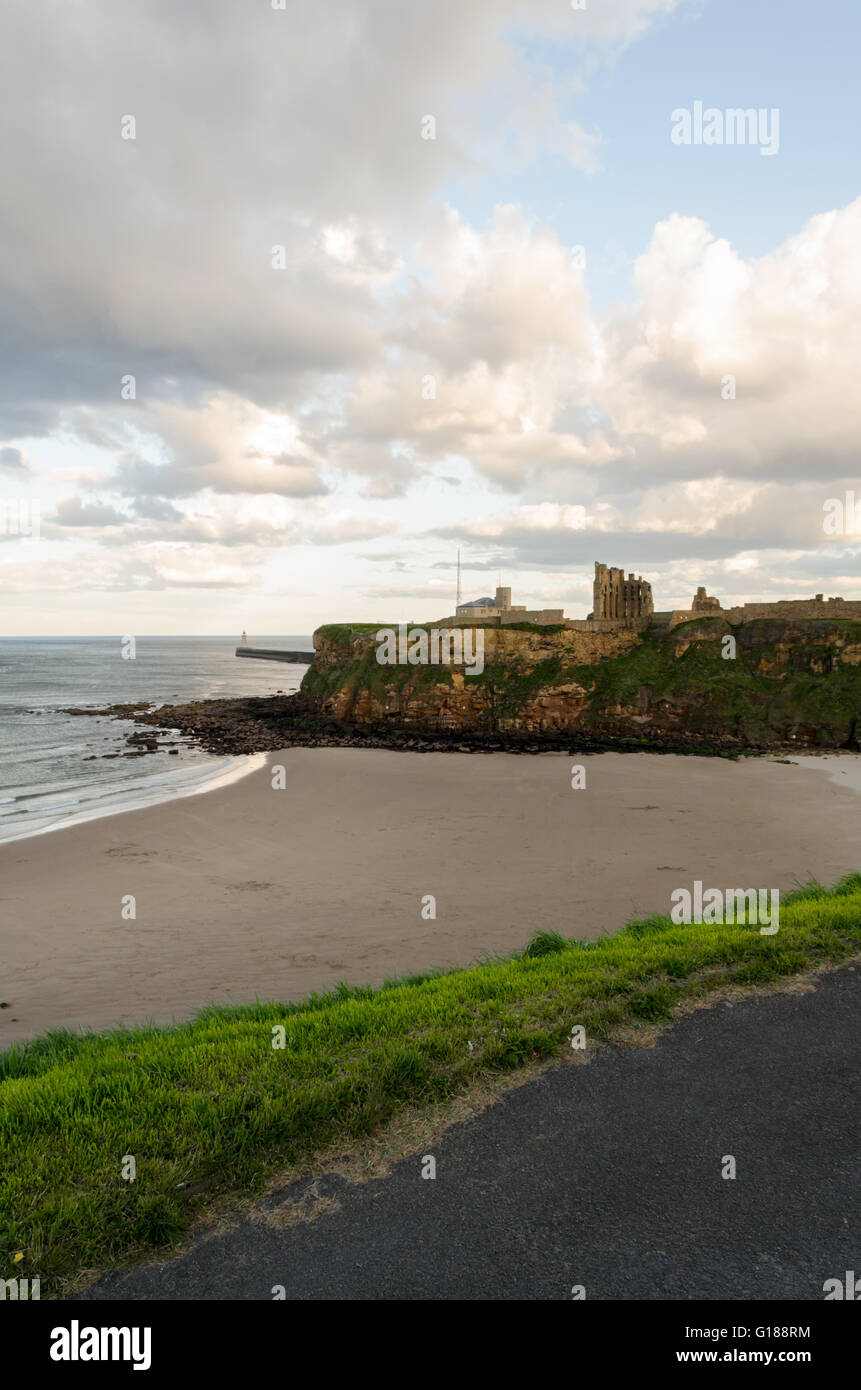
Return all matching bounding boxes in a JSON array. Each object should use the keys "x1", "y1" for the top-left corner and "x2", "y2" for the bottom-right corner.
[{"x1": 300, "y1": 617, "x2": 861, "y2": 750}]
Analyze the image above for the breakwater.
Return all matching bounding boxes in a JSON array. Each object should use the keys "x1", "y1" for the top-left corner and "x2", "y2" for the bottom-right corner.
[{"x1": 236, "y1": 647, "x2": 314, "y2": 664}]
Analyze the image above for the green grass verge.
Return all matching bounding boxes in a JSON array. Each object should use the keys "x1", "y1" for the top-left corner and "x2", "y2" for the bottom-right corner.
[{"x1": 2, "y1": 873, "x2": 859, "y2": 1293}]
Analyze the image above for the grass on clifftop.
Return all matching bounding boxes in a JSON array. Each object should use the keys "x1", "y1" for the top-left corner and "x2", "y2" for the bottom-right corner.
[{"x1": 2, "y1": 872, "x2": 860, "y2": 1294}]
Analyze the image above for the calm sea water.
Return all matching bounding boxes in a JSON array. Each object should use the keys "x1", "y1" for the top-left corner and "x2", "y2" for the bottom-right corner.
[{"x1": 0, "y1": 636, "x2": 312, "y2": 843}]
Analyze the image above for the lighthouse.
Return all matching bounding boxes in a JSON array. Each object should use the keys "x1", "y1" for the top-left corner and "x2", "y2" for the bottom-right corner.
[{"x1": 240, "y1": 630, "x2": 248, "y2": 648}]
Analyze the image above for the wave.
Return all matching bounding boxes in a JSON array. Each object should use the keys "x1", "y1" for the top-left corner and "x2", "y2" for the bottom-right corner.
[{"x1": 0, "y1": 753, "x2": 267, "y2": 845}]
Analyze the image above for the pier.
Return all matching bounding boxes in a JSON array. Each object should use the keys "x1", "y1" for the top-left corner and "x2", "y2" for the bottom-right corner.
[{"x1": 235, "y1": 646, "x2": 314, "y2": 664}]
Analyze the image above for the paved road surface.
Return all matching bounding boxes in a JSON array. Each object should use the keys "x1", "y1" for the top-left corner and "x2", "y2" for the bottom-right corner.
[{"x1": 81, "y1": 964, "x2": 860, "y2": 1300}]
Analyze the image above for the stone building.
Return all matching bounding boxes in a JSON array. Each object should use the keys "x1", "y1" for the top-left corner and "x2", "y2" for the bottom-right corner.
[
  {"x1": 456, "y1": 586, "x2": 520, "y2": 620},
  {"x1": 444, "y1": 585, "x2": 565, "y2": 627},
  {"x1": 591, "y1": 563, "x2": 654, "y2": 621}
]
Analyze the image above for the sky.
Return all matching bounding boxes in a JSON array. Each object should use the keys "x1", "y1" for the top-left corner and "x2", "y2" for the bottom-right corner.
[{"x1": 0, "y1": 0, "x2": 859, "y2": 635}]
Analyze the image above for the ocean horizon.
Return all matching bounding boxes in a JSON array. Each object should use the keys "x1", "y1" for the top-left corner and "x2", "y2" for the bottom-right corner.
[{"x1": 0, "y1": 635, "x2": 313, "y2": 844}]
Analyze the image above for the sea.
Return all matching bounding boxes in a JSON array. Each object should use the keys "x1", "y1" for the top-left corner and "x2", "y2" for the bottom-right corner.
[{"x1": 0, "y1": 636, "x2": 313, "y2": 845}]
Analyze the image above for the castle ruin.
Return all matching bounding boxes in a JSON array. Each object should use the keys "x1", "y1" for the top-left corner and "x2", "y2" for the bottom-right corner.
[
  {"x1": 591, "y1": 564, "x2": 654, "y2": 622},
  {"x1": 436, "y1": 563, "x2": 861, "y2": 632},
  {"x1": 690, "y1": 586, "x2": 722, "y2": 616}
]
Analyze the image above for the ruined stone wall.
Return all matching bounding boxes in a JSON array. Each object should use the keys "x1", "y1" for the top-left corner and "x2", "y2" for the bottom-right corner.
[
  {"x1": 667, "y1": 597, "x2": 861, "y2": 629},
  {"x1": 667, "y1": 609, "x2": 723, "y2": 630},
  {"x1": 443, "y1": 608, "x2": 564, "y2": 627},
  {"x1": 566, "y1": 616, "x2": 651, "y2": 634},
  {"x1": 725, "y1": 598, "x2": 861, "y2": 623}
]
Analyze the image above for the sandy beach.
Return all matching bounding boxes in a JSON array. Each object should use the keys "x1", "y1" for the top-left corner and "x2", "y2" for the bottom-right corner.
[{"x1": 0, "y1": 748, "x2": 858, "y2": 1046}]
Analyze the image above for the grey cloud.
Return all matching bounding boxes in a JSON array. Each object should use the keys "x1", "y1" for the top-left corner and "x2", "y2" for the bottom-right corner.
[
  {"x1": 431, "y1": 555, "x2": 512, "y2": 571},
  {"x1": 131, "y1": 496, "x2": 184, "y2": 522},
  {"x1": 114, "y1": 448, "x2": 331, "y2": 501},
  {"x1": 0, "y1": 446, "x2": 27, "y2": 471},
  {"x1": 53, "y1": 496, "x2": 128, "y2": 527},
  {"x1": 0, "y1": 0, "x2": 683, "y2": 495},
  {"x1": 431, "y1": 524, "x2": 813, "y2": 570},
  {"x1": 0, "y1": 0, "x2": 665, "y2": 440},
  {"x1": 353, "y1": 551, "x2": 413, "y2": 563},
  {"x1": 114, "y1": 458, "x2": 187, "y2": 499}
]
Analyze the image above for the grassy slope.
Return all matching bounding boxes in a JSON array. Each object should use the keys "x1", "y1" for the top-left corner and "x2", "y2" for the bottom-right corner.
[
  {"x1": 573, "y1": 619, "x2": 861, "y2": 742},
  {"x1": 2, "y1": 873, "x2": 860, "y2": 1293}
]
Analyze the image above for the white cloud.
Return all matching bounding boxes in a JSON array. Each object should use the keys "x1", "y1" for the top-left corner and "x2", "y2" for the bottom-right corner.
[{"x1": 1, "y1": 0, "x2": 858, "y2": 622}]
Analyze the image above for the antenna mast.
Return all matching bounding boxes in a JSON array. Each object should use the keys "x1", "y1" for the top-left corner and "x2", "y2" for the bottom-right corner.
[{"x1": 456, "y1": 549, "x2": 462, "y2": 609}]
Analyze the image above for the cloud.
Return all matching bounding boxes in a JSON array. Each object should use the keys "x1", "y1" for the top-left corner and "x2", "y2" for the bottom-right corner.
[
  {"x1": 0, "y1": 445, "x2": 28, "y2": 472},
  {"x1": 1, "y1": 0, "x2": 858, "y2": 611},
  {"x1": 0, "y1": 553, "x2": 257, "y2": 594},
  {"x1": 259, "y1": 456, "x2": 331, "y2": 499},
  {"x1": 53, "y1": 496, "x2": 128, "y2": 527},
  {"x1": 323, "y1": 196, "x2": 861, "y2": 515},
  {"x1": 131, "y1": 496, "x2": 184, "y2": 522},
  {"x1": 307, "y1": 513, "x2": 400, "y2": 546},
  {"x1": 110, "y1": 400, "x2": 332, "y2": 499},
  {"x1": 14, "y1": 193, "x2": 861, "y2": 579},
  {"x1": 592, "y1": 201, "x2": 861, "y2": 486},
  {"x1": 0, "y1": 0, "x2": 681, "y2": 442}
]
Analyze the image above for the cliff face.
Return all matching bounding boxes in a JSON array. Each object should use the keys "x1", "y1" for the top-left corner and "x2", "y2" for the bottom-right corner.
[
  {"x1": 312, "y1": 622, "x2": 642, "y2": 672},
  {"x1": 301, "y1": 618, "x2": 861, "y2": 749}
]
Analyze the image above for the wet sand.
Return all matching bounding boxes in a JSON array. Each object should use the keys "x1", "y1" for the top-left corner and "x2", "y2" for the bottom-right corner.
[{"x1": 0, "y1": 748, "x2": 858, "y2": 1045}]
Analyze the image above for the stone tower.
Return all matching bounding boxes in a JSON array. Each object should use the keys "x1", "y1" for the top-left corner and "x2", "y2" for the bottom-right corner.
[
  {"x1": 592, "y1": 562, "x2": 653, "y2": 621},
  {"x1": 691, "y1": 586, "x2": 721, "y2": 615}
]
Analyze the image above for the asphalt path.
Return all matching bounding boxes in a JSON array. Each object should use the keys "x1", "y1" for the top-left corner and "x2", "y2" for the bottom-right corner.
[{"x1": 80, "y1": 963, "x2": 860, "y2": 1300}]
